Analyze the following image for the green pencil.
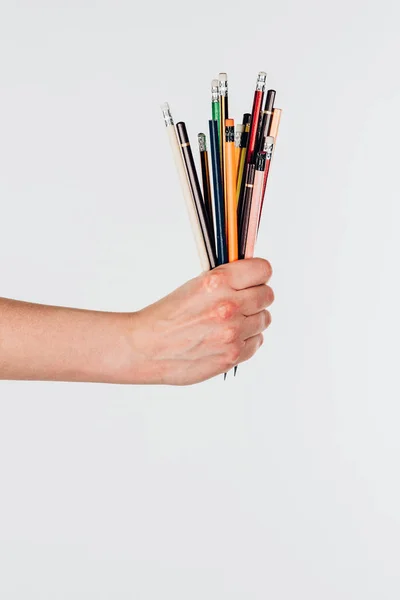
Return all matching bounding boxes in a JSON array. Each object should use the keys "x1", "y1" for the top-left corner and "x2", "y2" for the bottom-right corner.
[{"x1": 211, "y1": 79, "x2": 221, "y2": 145}]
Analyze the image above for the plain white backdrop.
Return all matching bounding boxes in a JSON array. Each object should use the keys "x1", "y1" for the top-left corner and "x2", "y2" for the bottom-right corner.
[{"x1": 1, "y1": 0, "x2": 400, "y2": 598}]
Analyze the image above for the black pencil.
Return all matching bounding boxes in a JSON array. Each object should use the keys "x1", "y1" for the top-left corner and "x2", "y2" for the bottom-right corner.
[
  {"x1": 198, "y1": 133, "x2": 215, "y2": 252},
  {"x1": 255, "y1": 89, "x2": 276, "y2": 155},
  {"x1": 239, "y1": 164, "x2": 256, "y2": 259},
  {"x1": 176, "y1": 122, "x2": 217, "y2": 269}
]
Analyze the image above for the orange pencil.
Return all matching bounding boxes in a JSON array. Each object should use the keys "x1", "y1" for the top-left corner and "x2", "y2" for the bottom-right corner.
[{"x1": 225, "y1": 118, "x2": 238, "y2": 262}]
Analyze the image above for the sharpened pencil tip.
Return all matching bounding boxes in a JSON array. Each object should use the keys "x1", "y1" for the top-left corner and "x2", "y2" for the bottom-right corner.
[
  {"x1": 224, "y1": 372, "x2": 227, "y2": 381},
  {"x1": 234, "y1": 366, "x2": 238, "y2": 377}
]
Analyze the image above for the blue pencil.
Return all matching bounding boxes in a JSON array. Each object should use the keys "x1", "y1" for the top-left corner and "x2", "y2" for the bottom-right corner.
[{"x1": 208, "y1": 119, "x2": 228, "y2": 265}]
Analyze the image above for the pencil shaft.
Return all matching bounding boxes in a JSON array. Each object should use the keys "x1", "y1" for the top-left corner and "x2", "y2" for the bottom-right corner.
[
  {"x1": 212, "y1": 101, "x2": 221, "y2": 145},
  {"x1": 225, "y1": 120, "x2": 238, "y2": 262},
  {"x1": 245, "y1": 154, "x2": 266, "y2": 258},
  {"x1": 258, "y1": 159, "x2": 271, "y2": 230},
  {"x1": 236, "y1": 114, "x2": 251, "y2": 221},
  {"x1": 163, "y1": 111, "x2": 210, "y2": 271},
  {"x1": 176, "y1": 122, "x2": 217, "y2": 269},
  {"x1": 237, "y1": 82, "x2": 265, "y2": 235},
  {"x1": 209, "y1": 120, "x2": 227, "y2": 265},
  {"x1": 239, "y1": 165, "x2": 256, "y2": 259},
  {"x1": 198, "y1": 134, "x2": 215, "y2": 250},
  {"x1": 220, "y1": 95, "x2": 226, "y2": 221},
  {"x1": 255, "y1": 90, "x2": 276, "y2": 154},
  {"x1": 201, "y1": 150, "x2": 213, "y2": 233}
]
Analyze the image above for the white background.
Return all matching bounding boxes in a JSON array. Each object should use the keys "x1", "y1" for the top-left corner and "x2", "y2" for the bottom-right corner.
[{"x1": 1, "y1": 1, "x2": 400, "y2": 598}]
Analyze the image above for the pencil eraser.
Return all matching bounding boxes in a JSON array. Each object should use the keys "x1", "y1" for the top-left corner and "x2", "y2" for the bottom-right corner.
[
  {"x1": 161, "y1": 102, "x2": 170, "y2": 111},
  {"x1": 211, "y1": 79, "x2": 219, "y2": 87},
  {"x1": 219, "y1": 73, "x2": 227, "y2": 81}
]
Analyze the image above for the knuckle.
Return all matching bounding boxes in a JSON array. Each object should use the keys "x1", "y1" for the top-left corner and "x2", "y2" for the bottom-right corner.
[
  {"x1": 226, "y1": 341, "x2": 243, "y2": 366},
  {"x1": 261, "y1": 259, "x2": 273, "y2": 281},
  {"x1": 266, "y1": 285, "x2": 275, "y2": 304},
  {"x1": 264, "y1": 310, "x2": 272, "y2": 328},
  {"x1": 222, "y1": 324, "x2": 240, "y2": 344},
  {"x1": 253, "y1": 258, "x2": 273, "y2": 282},
  {"x1": 202, "y1": 270, "x2": 226, "y2": 293},
  {"x1": 255, "y1": 285, "x2": 274, "y2": 310},
  {"x1": 213, "y1": 300, "x2": 238, "y2": 322}
]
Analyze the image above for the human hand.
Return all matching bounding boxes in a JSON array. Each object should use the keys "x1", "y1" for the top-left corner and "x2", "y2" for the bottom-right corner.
[{"x1": 128, "y1": 258, "x2": 274, "y2": 385}]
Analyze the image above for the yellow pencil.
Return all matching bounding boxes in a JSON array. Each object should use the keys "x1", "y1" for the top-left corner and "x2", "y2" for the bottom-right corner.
[{"x1": 225, "y1": 118, "x2": 238, "y2": 262}]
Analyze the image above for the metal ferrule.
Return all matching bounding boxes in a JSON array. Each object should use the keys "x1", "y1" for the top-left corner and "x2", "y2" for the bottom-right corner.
[
  {"x1": 161, "y1": 104, "x2": 174, "y2": 127},
  {"x1": 219, "y1": 80, "x2": 228, "y2": 97},
  {"x1": 263, "y1": 136, "x2": 274, "y2": 159},
  {"x1": 255, "y1": 151, "x2": 267, "y2": 171},
  {"x1": 234, "y1": 131, "x2": 242, "y2": 147},
  {"x1": 211, "y1": 84, "x2": 219, "y2": 103},
  {"x1": 198, "y1": 133, "x2": 207, "y2": 153},
  {"x1": 256, "y1": 71, "x2": 267, "y2": 92},
  {"x1": 225, "y1": 125, "x2": 234, "y2": 143}
]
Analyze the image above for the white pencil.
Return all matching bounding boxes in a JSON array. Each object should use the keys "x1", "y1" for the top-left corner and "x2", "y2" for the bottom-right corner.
[{"x1": 161, "y1": 103, "x2": 210, "y2": 272}]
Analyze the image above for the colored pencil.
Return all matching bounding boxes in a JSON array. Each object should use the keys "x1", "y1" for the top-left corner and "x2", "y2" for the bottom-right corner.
[
  {"x1": 244, "y1": 151, "x2": 267, "y2": 258},
  {"x1": 257, "y1": 136, "x2": 274, "y2": 230},
  {"x1": 225, "y1": 118, "x2": 238, "y2": 262},
  {"x1": 176, "y1": 122, "x2": 217, "y2": 269},
  {"x1": 234, "y1": 123, "x2": 243, "y2": 184},
  {"x1": 209, "y1": 119, "x2": 227, "y2": 265},
  {"x1": 258, "y1": 108, "x2": 282, "y2": 223},
  {"x1": 211, "y1": 79, "x2": 221, "y2": 144},
  {"x1": 268, "y1": 108, "x2": 282, "y2": 143},
  {"x1": 236, "y1": 113, "x2": 251, "y2": 225},
  {"x1": 161, "y1": 103, "x2": 210, "y2": 271},
  {"x1": 219, "y1": 73, "x2": 228, "y2": 225},
  {"x1": 237, "y1": 72, "x2": 266, "y2": 238}
]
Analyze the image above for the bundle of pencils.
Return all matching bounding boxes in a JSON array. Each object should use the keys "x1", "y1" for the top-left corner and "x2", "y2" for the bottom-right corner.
[{"x1": 161, "y1": 71, "x2": 282, "y2": 376}]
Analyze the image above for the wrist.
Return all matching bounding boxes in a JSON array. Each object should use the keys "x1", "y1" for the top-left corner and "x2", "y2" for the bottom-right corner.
[{"x1": 104, "y1": 311, "x2": 162, "y2": 385}]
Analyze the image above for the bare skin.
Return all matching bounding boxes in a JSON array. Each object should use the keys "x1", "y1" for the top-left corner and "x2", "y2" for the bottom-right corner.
[{"x1": 0, "y1": 258, "x2": 273, "y2": 386}]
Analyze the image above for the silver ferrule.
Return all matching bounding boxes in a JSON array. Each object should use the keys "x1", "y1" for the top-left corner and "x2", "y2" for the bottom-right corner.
[
  {"x1": 256, "y1": 71, "x2": 267, "y2": 92},
  {"x1": 161, "y1": 103, "x2": 174, "y2": 127},
  {"x1": 234, "y1": 131, "x2": 242, "y2": 147},
  {"x1": 219, "y1": 80, "x2": 228, "y2": 97},
  {"x1": 198, "y1": 133, "x2": 207, "y2": 152},
  {"x1": 211, "y1": 85, "x2": 219, "y2": 103},
  {"x1": 263, "y1": 136, "x2": 274, "y2": 159}
]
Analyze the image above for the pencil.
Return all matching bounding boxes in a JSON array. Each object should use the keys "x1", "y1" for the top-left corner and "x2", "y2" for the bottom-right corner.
[
  {"x1": 236, "y1": 113, "x2": 251, "y2": 225},
  {"x1": 258, "y1": 109, "x2": 282, "y2": 223},
  {"x1": 237, "y1": 72, "x2": 266, "y2": 238},
  {"x1": 257, "y1": 136, "x2": 274, "y2": 231},
  {"x1": 268, "y1": 108, "x2": 282, "y2": 143},
  {"x1": 244, "y1": 151, "x2": 267, "y2": 258},
  {"x1": 211, "y1": 79, "x2": 221, "y2": 145},
  {"x1": 255, "y1": 89, "x2": 276, "y2": 154},
  {"x1": 161, "y1": 103, "x2": 210, "y2": 271},
  {"x1": 239, "y1": 164, "x2": 256, "y2": 259},
  {"x1": 198, "y1": 133, "x2": 215, "y2": 250},
  {"x1": 219, "y1": 73, "x2": 228, "y2": 224},
  {"x1": 234, "y1": 123, "x2": 244, "y2": 183},
  {"x1": 176, "y1": 122, "x2": 217, "y2": 269},
  {"x1": 225, "y1": 118, "x2": 238, "y2": 262},
  {"x1": 209, "y1": 119, "x2": 227, "y2": 265}
]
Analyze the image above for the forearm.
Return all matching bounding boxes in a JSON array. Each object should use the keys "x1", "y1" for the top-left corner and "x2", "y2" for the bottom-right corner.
[{"x1": 0, "y1": 298, "x2": 142, "y2": 384}]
